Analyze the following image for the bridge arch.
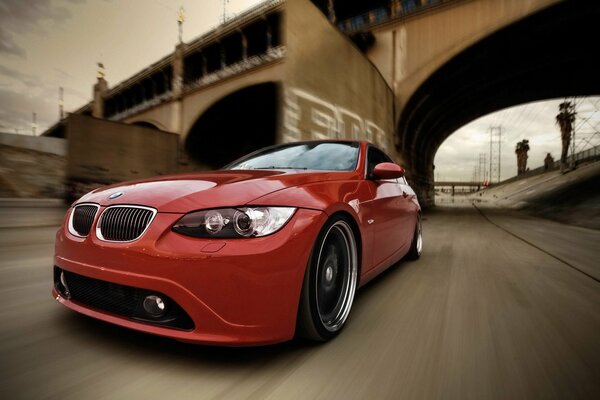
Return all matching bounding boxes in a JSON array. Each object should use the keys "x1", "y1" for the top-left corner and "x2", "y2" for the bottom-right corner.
[
  {"x1": 396, "y1": 0, "x2": 600, "y2": 205},
  {"x1": 129, "y1": 120, "x2": 166, "y2": 131},
  {"x1": 184, "y1": 81, "x2": 279, "y2": 169}
]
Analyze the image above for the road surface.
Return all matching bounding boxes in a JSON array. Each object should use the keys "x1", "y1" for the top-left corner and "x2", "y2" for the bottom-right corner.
[{"x1": 0, "y1": 206, "x2": 598, "y2": 399}]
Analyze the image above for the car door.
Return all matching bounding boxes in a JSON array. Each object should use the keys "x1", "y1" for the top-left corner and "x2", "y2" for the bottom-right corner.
[{"x1": 361, "y1": 146, "x2": 413, "y2": 270}]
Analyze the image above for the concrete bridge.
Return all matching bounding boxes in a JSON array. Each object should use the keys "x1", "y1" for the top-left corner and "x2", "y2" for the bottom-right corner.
[
  {"x1": 435, "y1": 181, "x2": 482, "y2": 195},
  {"x1": 45, "y1": 0, "x2": 600, "y2": 206}
]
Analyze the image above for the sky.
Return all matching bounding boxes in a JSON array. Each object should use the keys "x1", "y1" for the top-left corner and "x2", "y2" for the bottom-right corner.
[
  {"x1": 1, "y1": 0, "x2": 598, "y2": 181},
  {"x1": 434, "y1": 97, "x2": 600, "y2": 182},
  {"x1": 0, "y1": 0, "x2": 264, "y2": 134}
]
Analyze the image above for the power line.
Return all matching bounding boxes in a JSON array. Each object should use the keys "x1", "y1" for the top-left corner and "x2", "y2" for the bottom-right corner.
[{"x1": 572, "y1": 96, "x2": 600, "y2": 152}]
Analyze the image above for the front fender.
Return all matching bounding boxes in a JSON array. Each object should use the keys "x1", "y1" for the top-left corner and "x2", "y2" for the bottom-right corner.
[{"x1": 248, "y1": 181, "x2": 376, "y2": 280}]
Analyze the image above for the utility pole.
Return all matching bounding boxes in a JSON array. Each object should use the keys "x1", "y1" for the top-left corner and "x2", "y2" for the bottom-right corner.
[
  {"x1": 489, "y1": 126, "x2": 502, "y2": 183},
  {"x1": 32, "y1": 112, "x2": 37, "y2": 136},
  {"x1": 222, "y1": 0, "x2": 230, "y2": 24},
  {"x1": 571, "y1": 101, "x2": 576, "y2": 170},
  {"x1": 478, "y1": 153, "x2": 487, "y2": 184},
  {"x1": 59, "y1": 86, "x2": 65, "y2": 120}
]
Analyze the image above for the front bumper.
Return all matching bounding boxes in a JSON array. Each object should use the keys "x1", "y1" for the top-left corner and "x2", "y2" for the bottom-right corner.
[{"x1": 54, "y1": 207, "x2": 327, "y2": 345}]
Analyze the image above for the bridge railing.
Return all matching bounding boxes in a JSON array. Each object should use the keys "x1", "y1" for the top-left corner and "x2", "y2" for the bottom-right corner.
[
  {"x1": 569, "y1": 144, "x2": 600, "y2": 164},
  {"x1": 338, "y1": 0, "x2": 458, "y2": 33},
  {"x1": 184, "y1": 46, "x2": 286, "y2": 93},
  {"x1": 107, "y1": 92, "x2": 172, "y2": 122}
]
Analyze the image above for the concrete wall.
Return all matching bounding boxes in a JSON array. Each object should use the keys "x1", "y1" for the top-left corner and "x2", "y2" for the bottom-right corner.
[
  {"x1": 66, "y1": 114, "x2": 179, "y2": 184},
  {"x1": 0, "y1": 144, "x2": 66, "y2": 198},
  {"x1": 283, "y1": 0, "x2": 395, "y2": 157},
  {"x1": 0, "y1": 132, "x2": 66, "y2": 156}
]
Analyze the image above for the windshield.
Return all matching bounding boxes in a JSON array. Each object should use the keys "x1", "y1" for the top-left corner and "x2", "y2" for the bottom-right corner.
[{"x1": 225, "y1": 141, "x2": 360, "y2": 171}]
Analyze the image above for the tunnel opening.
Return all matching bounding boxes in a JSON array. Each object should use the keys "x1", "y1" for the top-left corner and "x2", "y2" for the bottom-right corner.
[
  {"x1": 396, "y1": 1, "x2": 600, "y2": 207},
  {"x1": 185, "y1": 82, "x2": 279, "y2": 169}
]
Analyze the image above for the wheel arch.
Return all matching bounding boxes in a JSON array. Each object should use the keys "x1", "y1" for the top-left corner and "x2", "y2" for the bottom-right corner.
[{"x1": 295, "y1": 210, "x2": 362, "y2": 341}]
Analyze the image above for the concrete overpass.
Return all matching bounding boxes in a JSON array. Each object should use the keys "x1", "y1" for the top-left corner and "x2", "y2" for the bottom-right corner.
[
  {"x1": 45, "y1": 0, "x2": 600, "y2": 206},
  {"x1": 435, "y1": 181, "x2": 482, "y2": 194}
]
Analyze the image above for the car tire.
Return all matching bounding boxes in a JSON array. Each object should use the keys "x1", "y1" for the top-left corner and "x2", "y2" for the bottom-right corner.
[
  {"x1": 296, "y1": 216, "x2": 358, "y2": 341},
  {"x1": 404, "y1": 214, "x2": 422, "y2": 261}
]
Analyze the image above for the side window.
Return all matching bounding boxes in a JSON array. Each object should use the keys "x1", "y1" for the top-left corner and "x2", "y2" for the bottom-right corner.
[{"x1": 366, "y1": 146, "x2": 393, "y2": 177}]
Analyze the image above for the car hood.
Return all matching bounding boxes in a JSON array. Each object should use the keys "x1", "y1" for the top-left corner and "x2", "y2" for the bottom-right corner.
[{"x1": 76, "y1": 170, "x2": 358, "y2": 213}]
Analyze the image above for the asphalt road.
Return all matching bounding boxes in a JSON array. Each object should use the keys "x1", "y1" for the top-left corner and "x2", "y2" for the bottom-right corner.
[{"x1": 0, "y1": 206, "x2": 598, "y2": 399}]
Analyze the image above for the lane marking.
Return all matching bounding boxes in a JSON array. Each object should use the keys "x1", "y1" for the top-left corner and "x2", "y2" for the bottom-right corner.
[{"x1": 472, "y1": 203, "x2": 600, "y2": 284}]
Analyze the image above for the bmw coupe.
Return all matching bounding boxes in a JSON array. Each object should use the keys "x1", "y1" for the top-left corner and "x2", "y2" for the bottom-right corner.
[{"x1": 53, "y1": 140, "x2": 422, "y2": 345}]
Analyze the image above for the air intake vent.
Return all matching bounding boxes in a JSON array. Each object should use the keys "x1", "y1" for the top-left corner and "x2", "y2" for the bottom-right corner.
[
  {"x1": 69, "y1": 204, "x2": 99, "y2": 237},
  {"x1": 97, "y1": 206, "x2": 156, "y2": 242},
  {"x1": 54, "y1": 267, "x2": 194, "y2": 330}
]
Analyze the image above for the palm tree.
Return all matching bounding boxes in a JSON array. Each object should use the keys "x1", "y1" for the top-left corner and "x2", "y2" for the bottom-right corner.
[
  {"x1": 556, "y1": 101, "x2": 576, "y2": 170},
  {"x1": 515, "y1": 139, "x2": 530, "y2": 175}
]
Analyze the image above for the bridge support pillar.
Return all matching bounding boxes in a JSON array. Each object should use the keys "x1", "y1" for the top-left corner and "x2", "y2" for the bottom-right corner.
[
  {"x1": 172, "y1": 43, "x2": 185, "y2": 99},
  {"x1": 171, "y1": 43, "x2": 186, "y2": 135},
  {"x1": 401, "y1": 148, "x2": 435, "y2": 208},
  {"x1": 92, "y1": 76, "x2": 108, "y2": 118},
  {"x1": 407, "y1": 169, "x2": 434, "y2": 209}
]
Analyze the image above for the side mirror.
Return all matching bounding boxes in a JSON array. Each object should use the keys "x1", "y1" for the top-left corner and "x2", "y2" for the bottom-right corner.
[{"x1": 372, "y1": 162, "x2": 405, "y2": 179}]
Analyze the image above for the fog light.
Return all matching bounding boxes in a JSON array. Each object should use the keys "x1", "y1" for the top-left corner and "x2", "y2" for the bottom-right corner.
[
  {"x1": 60, "y1": 271, "x2": 71, "y2": 298},
  {"x1": 143, "y1": 295, "x2": 166, "y2": 317}
]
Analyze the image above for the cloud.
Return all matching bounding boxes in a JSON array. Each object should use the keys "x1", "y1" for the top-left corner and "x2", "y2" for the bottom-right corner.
[
  {"x1": 0, "y1": 0, "x2": 75, "y2": 58},
  {"x1": 0, "y1": 0, "x2": 72, "y2": 31},
  {"x1": 0, "y1": 63, "x2": 89, "y2": 133},
  {"x1": 0, "y1": 87, "x2": 58, "y2": 132},
  {"x1": 0, "y1": 30, "x2": 26, "y2": 58},
  {"x1": 0, "y1": 64, "x2": 42, "y2": 88},
  {"x1": 53, "y1": 67, "x2": 73, "y2": 80}
]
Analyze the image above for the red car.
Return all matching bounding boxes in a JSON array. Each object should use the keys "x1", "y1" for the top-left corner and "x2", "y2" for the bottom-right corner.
[{"x1": 53, "y1": 140, "x2": 422, "y2": 345}]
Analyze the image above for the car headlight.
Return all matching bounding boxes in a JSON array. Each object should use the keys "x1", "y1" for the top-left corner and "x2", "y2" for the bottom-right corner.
[{"x1": 172, "y1": 207, "x2": 296, "y2": 238}]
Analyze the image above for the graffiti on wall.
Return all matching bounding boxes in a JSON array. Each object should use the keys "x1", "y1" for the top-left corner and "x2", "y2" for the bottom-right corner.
[{"x1": 283, "y1": 87, "x2": 389, "y2": 151}]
